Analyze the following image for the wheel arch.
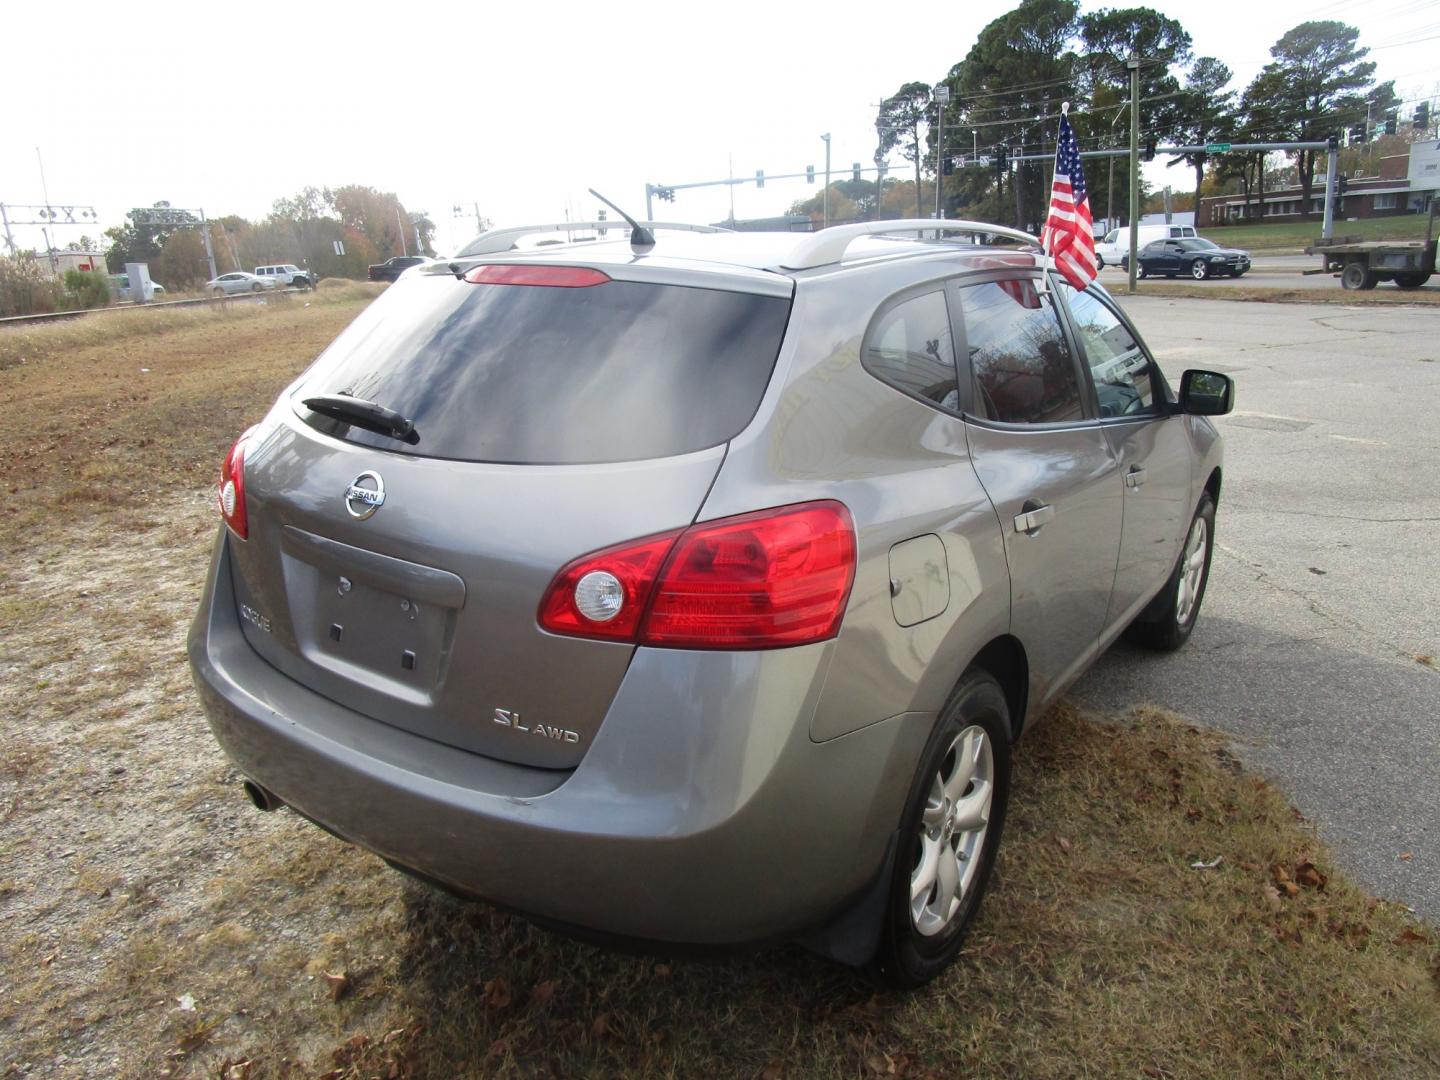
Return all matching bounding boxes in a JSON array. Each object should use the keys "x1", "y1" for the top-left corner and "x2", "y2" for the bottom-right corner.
[
  {"x1": 967, "y1": 635, "x2": 1029, "y2": 741},
  {"x1": 1204, "y1": 465, "x2": 1222, "y2": 506}
]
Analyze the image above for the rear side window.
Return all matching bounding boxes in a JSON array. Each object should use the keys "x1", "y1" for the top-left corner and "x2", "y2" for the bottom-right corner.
[
  {"x1": 957, "y1": 279, "x2": 1083, "y2": 425},
  {"x1": 862, "y1": 291, "x2": 959, "y2": 410},
  {"x1": 294, "y1": 273, "x2": 791, "y2": 464}
]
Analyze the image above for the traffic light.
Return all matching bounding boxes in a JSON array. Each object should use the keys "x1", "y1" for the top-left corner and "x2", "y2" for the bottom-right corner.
[
  {"x1": 852, "y1": 162, "x2": 862, "y2": 183},
  {"x1": 994, "y1": 146, "x2": 1007, "y2": 177},
  {"x1": 1327, "y1": 133, "x2": 1339, "y2": 152},
  {"x1": 1348, "y1": 123, "x2": 1367, "y2": 144},
  {"x1": 597, "y1": 208, "x2": 607, "y2": 237},
  {"x1": 1384, "y1": 113, "x2": 1397, "y2": 136},
  {"x1": 806, "y1": 165, "x2": 815, "y2": 184},
  {"x1": 1143, "y1": 139, "x2": 1156, "y2": 162},
  {"x1": 942, "y1": 156, "x2": 954, "y2": 176},
  {"x1": 1415, "y1": 102, "x2": 1431, "y2": 131},
  {"x1": 1337, "y1": 176, "x2": 1349, "y2": 196},
  {"x1": 654, "y1": 186, "x2": 675, "y2": 203},
  {"x1": 755, "y1": 170, "x2": 764, "y2": 189}
]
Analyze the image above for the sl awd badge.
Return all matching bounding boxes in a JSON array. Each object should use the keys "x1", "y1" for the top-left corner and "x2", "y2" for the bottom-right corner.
[
  {"x1": 493, "y1": 708, "x2": 581, "y2": 745},
  {"x1": 344, "y1": 471, "x2": 385, "y2": 519}
]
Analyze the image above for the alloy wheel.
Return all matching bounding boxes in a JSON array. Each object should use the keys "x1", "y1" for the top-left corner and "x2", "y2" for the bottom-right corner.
[
  {"x1": 1176, "y1": 515, "x2": 1208, "y2": 625},
  {"x1": 910, "y1": 725, "x2": 994, "y2": 936}
]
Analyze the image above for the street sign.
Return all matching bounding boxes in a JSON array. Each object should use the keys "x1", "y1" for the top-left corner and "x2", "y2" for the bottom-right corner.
[{"x1": 1205, "y1": 142, "x2": 1233, "y2": 153}]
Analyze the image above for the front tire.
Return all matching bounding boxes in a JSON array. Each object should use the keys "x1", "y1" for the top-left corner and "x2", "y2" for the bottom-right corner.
[
  {"x1": 870, "y1": 671, "x2": 1012, "y2": 989},
  {"x1": 1191, "y1": 260, "x2": 1210, "y2": 280},
  {"x1": 1125, "y1": 492, "x2": 1216, "y2": 652}
]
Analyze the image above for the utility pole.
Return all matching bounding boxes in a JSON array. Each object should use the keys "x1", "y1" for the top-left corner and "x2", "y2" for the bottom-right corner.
[
  {"x1": 1321, "y1": 143, "x2": 1337, "y2": 240},
  {"x1": 396, "y1": 208, "x2": 408, "y2": 256},
  {"x1": 199, "y1": 208, "x2": 218, "y2": 281},
  {"x1": 822, "y1": 133, "x2": 832, "y2": 227},
  {"x1": 1126, "y1": 55, "x2": 1141, "y2": 295},
  {"x1": 934, "y1": 86, "x2": 950, "y2": 219}
]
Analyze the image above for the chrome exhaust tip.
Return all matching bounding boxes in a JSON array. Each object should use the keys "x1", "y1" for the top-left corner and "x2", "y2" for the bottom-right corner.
[{"x1": 241, "y1": 779, "x2": 282, "y2": 813}]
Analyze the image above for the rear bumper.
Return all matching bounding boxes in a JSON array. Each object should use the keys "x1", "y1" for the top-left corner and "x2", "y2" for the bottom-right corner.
[{"x1": 188, "y1": 530, "x2": 930, "y2": 945}]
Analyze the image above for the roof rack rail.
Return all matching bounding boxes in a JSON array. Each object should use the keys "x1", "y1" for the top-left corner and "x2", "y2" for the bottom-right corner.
[
  {"x1": 780, "y1": 219, "x2": 1042, "y2": 271},
  {"x1": 457, "y1": 221, "x2": 733, "y2": 258}
]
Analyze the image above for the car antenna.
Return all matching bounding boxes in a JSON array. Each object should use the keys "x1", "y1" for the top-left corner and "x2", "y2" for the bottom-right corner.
[{"x1": 588, "y1": 189, "x2": 655, "y2": 252}]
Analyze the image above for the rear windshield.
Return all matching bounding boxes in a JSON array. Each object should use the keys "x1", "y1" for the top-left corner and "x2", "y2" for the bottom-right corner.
[{"x1": 293, "y1": 271, "x2": 792, "y2": 464}]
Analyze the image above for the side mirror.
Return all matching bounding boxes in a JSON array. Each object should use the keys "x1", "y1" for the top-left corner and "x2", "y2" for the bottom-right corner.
[{"x1": 1179, "y1": 370, "x2": 1234, "y2": 416}]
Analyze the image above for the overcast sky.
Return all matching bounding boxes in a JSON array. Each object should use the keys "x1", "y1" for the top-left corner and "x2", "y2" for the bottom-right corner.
[{"x1": 4, "y1": 0, "x2": 1437, "y2": 255}]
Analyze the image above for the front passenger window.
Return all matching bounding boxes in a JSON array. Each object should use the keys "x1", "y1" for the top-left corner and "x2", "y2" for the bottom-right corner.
[{"x1": 1067, "y1": 290, "x2": 1155, "y2": 416}]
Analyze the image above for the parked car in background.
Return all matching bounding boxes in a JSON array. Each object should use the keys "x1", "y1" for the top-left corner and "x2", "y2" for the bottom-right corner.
[
  {"x1": 367, "y1": 255, "x2": 430, "y2": 282},
  {"x1": 190, "y1": 219, "x2": 1232, "y2": 987},
  {"x1": 1123, "y1": 237, "x2": 1251, "y2": 280},
  {"x1": 254, "y1": 264, "x2": 313, "y2": 289},
  {"x1": 207, "y1": 271, "x2": 275, "y2": 295},
  {"x1": 108, "y1": 274, "x2": 166, "y2": 301},
  {"x1": 1096, "y1": 223, "x2": 1199, "y2": 268}
]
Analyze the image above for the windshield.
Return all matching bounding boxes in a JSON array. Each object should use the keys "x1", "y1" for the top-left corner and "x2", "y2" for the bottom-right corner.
[
  {"x1": 1179, "y1": 239, "x2": 1220, "y2": 251},
  {"x1": 293, "y1": 271, "x2": 792, "y2": 464}
]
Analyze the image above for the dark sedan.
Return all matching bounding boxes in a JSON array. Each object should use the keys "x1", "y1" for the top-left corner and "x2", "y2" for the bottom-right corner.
[{"x1": 1123, "y1": 238, "x2": 1250, "y2": 280}]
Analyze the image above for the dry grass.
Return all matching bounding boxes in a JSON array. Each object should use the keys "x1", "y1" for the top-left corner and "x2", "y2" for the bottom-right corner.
[
  {"x1": 0, "y1": 295, "x2": 1437, "y2": 1079},
  {"x1": 1129, "y1": 281, "x2": 1440, "y2": 305}
]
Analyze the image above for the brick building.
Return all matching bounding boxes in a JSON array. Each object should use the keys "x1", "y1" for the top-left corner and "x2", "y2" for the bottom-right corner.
[{"x1": 1198, "y1": 146, "x2": 1435, "y2": 226}]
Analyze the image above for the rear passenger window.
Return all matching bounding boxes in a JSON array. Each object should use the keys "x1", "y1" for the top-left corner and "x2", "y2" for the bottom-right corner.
[
  {"x1": 862, "y1": 291, "x2": 959, "y2": 410},
  {"x1": 958, "y1": 279, "x2": 1083, "y2": 424}
]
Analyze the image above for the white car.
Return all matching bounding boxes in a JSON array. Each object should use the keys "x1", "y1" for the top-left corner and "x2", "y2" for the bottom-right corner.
[{"x1": 207, "y1": 272, "x2": 276, "y2": 296}]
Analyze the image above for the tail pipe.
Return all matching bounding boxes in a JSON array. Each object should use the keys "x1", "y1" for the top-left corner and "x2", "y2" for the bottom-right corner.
[{"x1": 241, "y1": 779, "x2": 283, "y2": 813}]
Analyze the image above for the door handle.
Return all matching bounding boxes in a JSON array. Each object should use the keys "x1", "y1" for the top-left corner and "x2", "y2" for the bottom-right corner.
[
  {"x1": 1125, "y1": 465, "x2": 1147, "y2": 489},
  {"x1": 1013, "y1": 500, "x2": 1054, "y2": 536}
]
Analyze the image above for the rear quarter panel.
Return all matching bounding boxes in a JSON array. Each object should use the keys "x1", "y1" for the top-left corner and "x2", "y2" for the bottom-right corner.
[{"x1": 698, "y1": 261, "x2": 1013, "y2": 743}]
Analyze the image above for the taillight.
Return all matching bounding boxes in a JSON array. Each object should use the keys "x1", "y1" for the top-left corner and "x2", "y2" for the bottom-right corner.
[
  {"x1": 537, "y1": 501, "x2": 856, "y2": 650},
  {"x1": 217, "y1": 427, "x2": 257, "y2": 539},
  {"x1": 536, "y1": 530, "x2": 681, "y2": 642},
  {"x1": 463, "y1": 264, "x2": 611, "y2": 288}
]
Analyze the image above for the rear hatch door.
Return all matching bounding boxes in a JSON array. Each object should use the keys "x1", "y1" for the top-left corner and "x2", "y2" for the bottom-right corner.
[{"x1": 227, "y1": 259, "x2": 792, "y2": 769}]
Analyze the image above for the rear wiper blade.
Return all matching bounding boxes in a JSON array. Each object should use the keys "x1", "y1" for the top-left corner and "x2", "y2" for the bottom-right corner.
[{"x1": 302, "y1": 394, "x2": 419, "y2": 445}]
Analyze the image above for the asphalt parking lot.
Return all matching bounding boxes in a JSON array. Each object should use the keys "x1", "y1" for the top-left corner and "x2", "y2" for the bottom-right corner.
[{"x1": 1075, "y1": 295, "x2": 1440, "y2": 919}]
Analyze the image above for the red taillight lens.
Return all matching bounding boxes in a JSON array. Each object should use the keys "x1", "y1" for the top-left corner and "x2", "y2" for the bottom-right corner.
[
  {"x1": 537, "y1": 530, "x2": 682, "y2": 641},
  {"x1": 537, "y1": 501, "x2": 856, "y2": 650},
  {"x1": 463, "y1": 264, "x2": 611, "y2": 288},
  {"x1": 217, "y1": 427, "x2": 257, "y2": 539}
]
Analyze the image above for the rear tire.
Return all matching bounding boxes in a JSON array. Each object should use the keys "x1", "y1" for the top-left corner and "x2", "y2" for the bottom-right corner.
[
  {"x1": 251, "y1": 282, "x2": 262, "y2": 292},
  {"x1": 1125, "y1": 492, "x2": 1216, "y2": 652},
  {"x1": 1341, "y1": 261, "x2": 1376, "y2": 290},
  {"x1": 1137, "y1": 265, "x2": 1148, "y2": 279},
  {"x1": 870, "y1": 671, "x2": 1012, "y2": 989},
  {"x1": 1395, "y1": 272, "x2": 1430, "y2": 289}
]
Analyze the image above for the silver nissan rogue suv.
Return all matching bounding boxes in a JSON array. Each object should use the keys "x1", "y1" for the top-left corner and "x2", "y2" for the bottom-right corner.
[{"x1": 189, "y1": 218, "x2": 1231, "y2": 986}]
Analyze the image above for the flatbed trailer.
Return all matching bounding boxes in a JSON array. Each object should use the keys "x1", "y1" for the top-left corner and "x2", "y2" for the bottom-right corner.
[{"x1": 1303, "y1": 237, "x2": 1436, "y2": 290}]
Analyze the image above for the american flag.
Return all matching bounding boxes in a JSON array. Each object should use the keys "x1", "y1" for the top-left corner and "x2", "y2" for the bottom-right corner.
[{"x1": 1042, "y1": 114, "x2": 1098, "y2": 290}]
